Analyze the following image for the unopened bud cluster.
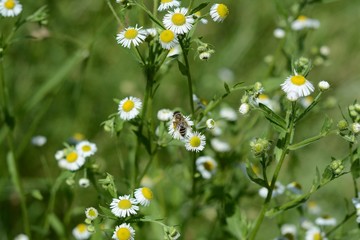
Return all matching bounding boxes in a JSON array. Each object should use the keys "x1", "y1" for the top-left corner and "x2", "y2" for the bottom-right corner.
[
  {"x1": 250, "y1": 138, "x2": 271, "y2": 157},
  {"x1": 330, "y1": 160, "x2": 344, "y2": 175},
  {"x1": 293, "y1": 57, "x2": 312, "y2": 76},
  {"x1": 348, "y1": 103, "x2": 360, "y2": 123},
  {"x1": 197, "y1": 44, "x2": 215, "y2": 61}
]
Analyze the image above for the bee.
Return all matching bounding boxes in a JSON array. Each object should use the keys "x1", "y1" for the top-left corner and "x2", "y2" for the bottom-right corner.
[{"x1": 172, "y1": 111, "x2": 189, "y2": 137}]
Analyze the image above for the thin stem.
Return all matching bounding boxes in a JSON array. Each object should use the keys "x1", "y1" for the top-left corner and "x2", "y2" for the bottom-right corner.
[
  {"x1": 106, "y1": 0, "x2": 123, "y2": 27},
  {"x1": 179, "y1": 38, "x2": 195, "y2": 115},
  {"x1": 326, "y1": 211, "x2": 357, "y2": 237},
  {"x1": 249, "y1": 103, "x2": 296, "y2": 240}
]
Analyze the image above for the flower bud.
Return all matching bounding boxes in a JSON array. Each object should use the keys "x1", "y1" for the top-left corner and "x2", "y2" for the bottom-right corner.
[
  {"x1": 318, "y1": 81, "x2": 330, "y2": 91},
  {"x1": 337, "y1": 120, "x2": 348, "y2": 131},
  {"x1": 239, "y1": 103, "x2": 250, "y2": 115},
  {"x1": 330, "y1": 160, "x2": 344, "y2": 175},
  {"x1": 287, "y1": 91, "x2": 299, "y2": 101},
  {"x1": 206, "y1": 119, "x2": 215, "y2": 129},
  {"x1": 351, "y1": 123, "x2": 360, "y2": 134},
  {"x1": 79, "y1": 178, "x2": 90, "y2": 188},
  {"x1": 250, "y1": 138, "x2": 270, "y2": 157}
]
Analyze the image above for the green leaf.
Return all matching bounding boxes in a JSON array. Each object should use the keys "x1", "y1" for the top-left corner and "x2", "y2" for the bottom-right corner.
[
  {"x1": 351, "y1": 158, "x2": 360, "y2": 179},
  {"x1": 258, "y1": 103, "x2": 286, "y2": 132},
  {"x1": 245, "y1": 162, "x2": 267, "y2": 187},
  {"x1": 320, "y1": 116, "x2": 333, "y2": 134},
  {"x1": 177, "y1": 60, "x2": 187, "y2": 76},
  {"x1": 224, "y1": 82, "x2": 230, "y2": 93},
  {"x1": 190, "y1": 2, "x2": 210, "y2": 14},
  {"x1": 266, "y1": 193, "x2": 310, "y2": 217},
  {"x1": 48, "y1": 213, "x2": 65, "y2": 237},
  {"x1": 99, "y1": 205, "x2": 117, "y2": 220}
]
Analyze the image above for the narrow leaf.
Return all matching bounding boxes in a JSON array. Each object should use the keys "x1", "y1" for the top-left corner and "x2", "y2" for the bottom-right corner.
[{"x1": 190, "y1": 2, "x2": 210, "y2": 14}]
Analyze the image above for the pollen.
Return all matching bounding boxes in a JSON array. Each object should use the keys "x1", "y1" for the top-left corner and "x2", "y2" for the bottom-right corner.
[
  {"x1": 290, "y1": 75, "x2": 306, "y2": 86},
  {"x1": 217, "y1": 4, "x2": 229, "y2": 18},
  {"x1": 116, "y1": 228, "x2": 131, "y2": 240},
  {"x1": 118, "y1": 199, "x2": 132, "y2": 209},
  {"x1": 66, "y1": 151, "x2": 78, "y2": 163},
  {"x1": 122, "y1": 100, "x2": 135, "y2": 112},
  {"x1": 124, "y1": 29, "x2": 138, "y2": 40},
  {"x1": 76, "y1": 223, "x2": 87, "y2": 233},
  {"x1": 189, "y1": 136, "x2": 201, "y2": 147},
  {"x1": 160, "y1": 30, "x2": 175, "y2": 43},
  {"x1": 4, "y1": 0, "x2": 15, "y2": 9},
  {"x1": 203, "y1": 161, "x2": 215, "y2": 171},
  {"x1": 172, "y1": 13, "x2": 186, "y2": 26},
  {"x1": 142, "y1": 187, "x2": 153, "y2": 200}
]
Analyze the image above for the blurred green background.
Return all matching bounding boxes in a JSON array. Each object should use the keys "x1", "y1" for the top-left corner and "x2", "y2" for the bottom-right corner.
[{"x1": 1, "y1": 0, "x2": 360, "y2": 239}]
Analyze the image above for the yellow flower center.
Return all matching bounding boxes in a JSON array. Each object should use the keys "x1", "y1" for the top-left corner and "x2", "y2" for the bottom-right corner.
[
  {"x1": 172, "y1": 13, "x2": 186, "y2": 26},
  {"x1": 160, "y1": 30, "x2": 175, "y2": 43},
  {"x1": 122, "y1": 100, "x2": 135, "y2": 112},
  {"x1": 4, "y1": 0, "x2": 15, "y2": 9},
  {"x1": 118, "y1": 199, "x2": 132, "y2": 209},
  {"x1": 88, "y1": 209, "x2": 97, "y2": 217},
  {"x1": 314, "y1": 232, "x2": 322, "y2": 240},
  {"x1": 116, "y1": 227, "x2": 131, "y2": 240},
  {"x1": 82, "y1": 145, "x2": 91, "y2": 152},
  {"x1": 141, "y1": 187, "x2": 153, "y2": 200},
  {"x1": 203, "y1": 161, "x2": 215, "y2": 171},
  {"x1": 73, "y1": 133, "x2": 84, "y2": 141},
  {"x1": 161, "y1": 0, "x2": 173, "y2": 3},
  {"x1": 217, "y1": 4, "x2": 229, "y2": 18},
  {"x1": 124, "y1": 29, "x2": 138, "y2": 40},
  {"x1": 76, "y1": 223, "x2": 87, "y2": 233},
  {"x1": 189, "y1": 136, "x2": 201, "y2": 147},
  {"x1": 66, "y1": 151, "x2": 78, "y2": 163},
  {"x1": 258, "y1": 94, "x2": 269, "y2": 100},
  {"x1": 290, "y1": 75, "x2": 306, "y2": 86},
  {"x1": 297, "y1": 15, "x2": 308, "y2": 21}
]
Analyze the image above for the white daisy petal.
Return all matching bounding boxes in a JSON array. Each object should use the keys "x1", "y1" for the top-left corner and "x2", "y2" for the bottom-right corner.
[
  {"x1": 134, "y1": 187, "x2": 153, "y2": 206},
  {"x1": 158, "y1": 0, "x2": 180, "y2": 12},
  {"x1": 185, "y1": 131, "x2": 206, "y2": 152},
  {"x1": 116, "y1": 25, "x2": 147, "y2": 48},
  {"x1": 281, "y1": 75, "x2": 314, "y2": 98},
  {"x1": 110, "y1": 195, "x2": 139, "y2": 218},
  {"x1": 210, "y1": 3, "x2": 229, "y2": 22}
]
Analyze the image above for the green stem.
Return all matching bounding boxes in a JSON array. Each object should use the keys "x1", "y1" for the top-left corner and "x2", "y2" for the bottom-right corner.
[
  {"x1": 326, "y1": 211, "x2": 357, "y2": 237},
  {"x1": 349, "y1": 143, "x2": 359, "y2": 197},
  {"x1": 106, "y1": 0, "x2": 123, "y2": 27},
  {"x1": 179, "y1": 38, "x2": 195, "y2": 115},
  {"x1": 249, "y1": 103, "x2": 296, "y2": 240}
]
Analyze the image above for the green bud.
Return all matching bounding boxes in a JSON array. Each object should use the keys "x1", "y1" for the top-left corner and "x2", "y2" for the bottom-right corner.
[
  {"x1": 85, "y1": 218, "x2": 92, "y2": 225},
  {"x1": 337, "y1": 120, "x2": 348, "y2": 131},
  {"x1": 348, "y1": 105, "x2": 355, "y2": 111},
  {"x1": 66, "y1": 178, "x2": 75, "y2": 186},
  {"x1": 87, "y1": 225, "x2": 95, "y2": 233},
  {"x1": 350, "y1": 110, "x2": 358, "y2": 118},
  {"x1": 330, "y1": 160, "x2": 344, "y2": 175},
  {"x1": 250, "y1": 138, "x2": 270, "y2": 157},
  {"x1": 254, "y1": 82, "x2": 263, "y2": 92},
  {"x1": 197, "y1": 46, "x2": 207, "y2": 53},
  {"x1": 355, "y1": 103, "x2": 360, "y2": 113}
]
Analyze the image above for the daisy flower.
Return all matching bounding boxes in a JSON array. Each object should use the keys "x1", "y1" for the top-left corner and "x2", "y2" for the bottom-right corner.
[
  {"x1": 281, "y1": 74, "x2": 314, "y2": 98},
  {"x1": 112, "y1": 223, "x2": 135, "y2": 240},
  {"x1": 280, "y1": 224, "x2": 297, "y2": 240},
  {"x1": 196, "y1": 156, "x2": 218, "y2": 179},
  {"x1": 85, "y1": 207, "x2": 99, "y2": 220},
  {"x1": 72, "y1": 223, "x2": 91, "y2": 240},
  {"x1": 210, "y1": 138, "x2": 231, "y2": 152},
  {"x1": 307, "y1": 201, "x2": 322, "y2": 215},
  {"x1": 116, "y1": 25, "x2": 147, "y2": 48},
  {"x1": 273, "y1": 28, "x2": 285, "y2": 39},
  {"x1": 58, "y1": 150, "x2": 86, "y2": 171},
  {"x1": 206, "y1": 119, "x2": 215, "y2": 129},
  {"x1": 31, "y1": 135, "x2": 47, "y2": 147},
  {"x1": 286, "y1": 181, "x2": 303, "y2": 195},
  {"x1": 110, "y1": 195, "x2": 139, "y2": 218},
  {"x1": 118, "y1": 96, "x2": 142, "y2": 120},
  {"x1": 158, "y1": 0, "x2": 180, "y2": 12},
  {"x1": 79, "y1": 178, "x2": 90, "y2": 188},
  {"x1": 14, "y1": 234, "x2": 29, "y2": 240},
  {"x1": 305, "y1": 227, "x2": 327, "y2": 240},
  {"x1": 300, "y1": 95, "x2": 314, "y2": 108},
  {"x1": 0, "y1": 0, "x2": 22, "y2": 17},
  {"x1": 134, "y1": 187, "x2": 153, "y2": 206},
  {"x1": 291, "y1": 15, "x2": 320, "y2": 31},
  {"x1": 157, "y1": 109, "x2": 173, "y2": 121},
  {"x1": 163, "y1": 8, "x2": 194, "y2": 35},
  {"x1": 185, "y1": 131, "x2": 206, "y2": 152},
  {"x1": 210, "y1": 3, "x2": 229, "y2": 22},
  {"x1": 315, "y1": 215, "x2": 337, "y2": 226},
  {"x1": 159, "y1": 29, "x2": 178, "y2": 50},
  {"x1": 259, "y1": 182, "x2": 285, "y2": 198},
  {"x1": 168, "y1": 113, "x2": 194, "y2": 140},
  {"x1": 220, "y1": 106, "x2": 237, "y2": 121},
  {"x1": 76, "y1": 140, "x2": 97, "y2": 157}
]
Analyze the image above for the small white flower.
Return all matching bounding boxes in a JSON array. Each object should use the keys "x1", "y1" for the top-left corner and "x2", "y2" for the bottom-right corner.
[
  {"x1": 157, "y1": 109, "x2": 173, "y2": 121},
  {"x1": 116, "y1": 25, "x2": 147, "y2": 48},
  {"x1": 287, "y1": 92, "x2": 299, "y2": 101},
  {"x1": 31, "y1": 135, "x2": 47, "y2": 146},
  {"x1": 300, "y1": 96, "x2": 314, "y2": 108},
  {"x1": 14, "y1": 234, "x2": 29, "y2": 240},
  {"x1": 0, "y1": 0, "x2": 22, "y2": 17},
  {"x1": 286, "y1": 181, "x2": 302, "y2": 195},
  {"x1": 281, "y1": 75, "x2": 314, "y2": 98},
  {"x1": 291, "y1": 15, "x2": 320, "y2": 31},
  {"x1": 210, "y1": 3, "x2": 229, "y2": 22},
  {"x1": 320, "y1": 46, "x2": 330, "y2": 56},
  {"x1": 58, "y1": 150, "x2": 86, "y2": 171},
  {"x1": 163, "y1": 8, "x2": 194, "y2": 35},
  {"x1": 210, "y1": 138, "x2": 231, "y2": 152},
  {"x1": 206, "y1": 119, "x2": 216, "y2": 129},
  {"x1": 256, "y1": 94, "x2": 279, "y2": 112},
  {"x1": 351, "y1": 123, "x2": 360, "y2": 134},
  {"x1": 318, "y1": 81, "x2": 330, "y2": 91},
  {"x1": 280, "y1": 224, "x2": 297, "y2": 239},
  {"x1": 307, "y1": 201, "x2": 322, "y2": 215},
  {"x1": 305, "y1": 227, "x2": 327, "y2": 240},
  {"x1": 112, "y1": 223, "x2": 135, "y2": 240},
  {"x1": 273, "y1": 28, "x2": 285, "y2": 39},
  {"x1": 110, "y1": 195, "x2": 139, "y2": 218},
  {"x1": 76, "y1": 141, "x2": 97, "y2": 157},
  {"x1": 258, "y1": 182, "x2": 285, "y2": 198},
  {"x1": 79, "y1": 178, "x2": 90, "y2": 188},
  {"x1": 185, "y1": 131, "x2": 206, "y2": 152},
  {"x1": 158, "y1": 0, "x2": 180, "y2": 12},
  {"x1": 315, "y1": 215, "x2": 337, "y2": 226},
  {"x1": 72, "y1": 223, "x2": 91, "y2": 240},
  {"x1": 220, "y1": 106, "x2": 237, "y2": 121},
  {"x1": 134, "y1": 187, "x2": 153, "y2": 206},
  {"x1": 239, "y1": 103, "x2": 250, "y2": 115},
  {"x1": 196, "y1": 156, "x2": 217, "y2": 179},
  {"x1": 159, "y1": 29, "x2": 178, "y2": 50},
  {"x1": 167, "y1": 44, "x2": 182, "y2": 57},
  {"x1": 118, "y1": 96, "x2": 142, "y2": 120},
  {"x1": 85, "y1": 207, "x2": 99, "y2": 220}
]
